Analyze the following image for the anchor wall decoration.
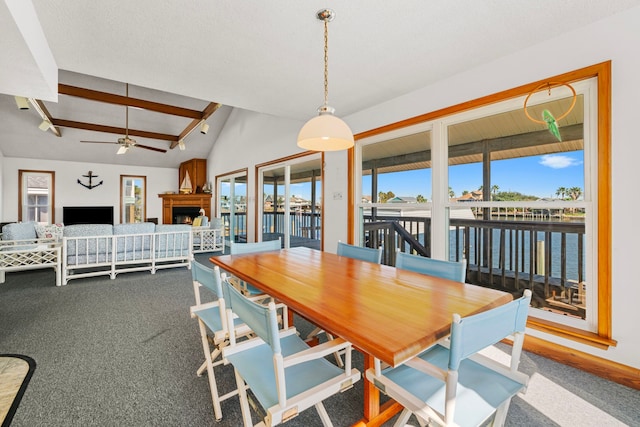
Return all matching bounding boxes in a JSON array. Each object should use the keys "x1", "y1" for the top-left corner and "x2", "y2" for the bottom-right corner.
[{"x1": 77, "y1": 171, "x2": 104, "y2": 189}]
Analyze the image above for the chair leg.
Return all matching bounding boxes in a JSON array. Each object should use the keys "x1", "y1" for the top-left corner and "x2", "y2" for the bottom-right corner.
[
  {"x1": 198, "y1": 320, "x2": 223, "y2": 421},
  {"x1": 491, "y1": 399, "x2": 512, "y2": 427},
  {"x1": 234, "y1": 368, "x2": 254, "y2": 427},
  {"x1": 196, "y1": 347, "x2": 222, "y2": 377},
  {"x1": 392, "y1": 408, "x2": 413, "y2": 427},
  {"x1": 314, "y1": 402, "x2": 334, "y2": 427}
]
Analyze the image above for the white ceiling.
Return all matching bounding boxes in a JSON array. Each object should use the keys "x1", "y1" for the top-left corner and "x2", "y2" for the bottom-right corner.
[{"x1": 2, "y1": 0, "x2": 639, "y2": 168}]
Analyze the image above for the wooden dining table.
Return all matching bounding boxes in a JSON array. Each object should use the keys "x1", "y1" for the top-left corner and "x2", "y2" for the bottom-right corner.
[{"x1": 210, "y1": 246, "x2": 513, "y2": 426}]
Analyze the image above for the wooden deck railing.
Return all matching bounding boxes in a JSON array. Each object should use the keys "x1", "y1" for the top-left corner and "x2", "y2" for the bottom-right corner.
[{"x1": 364, "y1": 215, "x2": 586, "y2": 318}]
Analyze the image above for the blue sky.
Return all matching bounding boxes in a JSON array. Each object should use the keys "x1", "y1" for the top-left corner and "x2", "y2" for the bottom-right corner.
[
  {"x1": 223, "y1": 151, "x2": 584, "y2": 201},
  {"x1": 364, "y1": 151, "x2": 584, "y2": 200}
]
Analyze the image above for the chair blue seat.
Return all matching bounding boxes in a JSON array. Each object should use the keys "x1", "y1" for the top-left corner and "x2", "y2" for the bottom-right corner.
[
  {"x1": 381, "y1": 344, "x2": 525, "y2": 427},
  {"x1": 225, "y1": 330, "x2": 346, "y2": 411}
]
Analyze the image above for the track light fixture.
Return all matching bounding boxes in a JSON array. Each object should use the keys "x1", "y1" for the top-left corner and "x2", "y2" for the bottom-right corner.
[
  {"x1": 14, "y1": 96, "x2": 29, "y2": 110},
  {"x1": 178, "y1": 140, "x2": 186, "y2": 151},
  {"x1": 38, "y1": 120, "x2": 51, "y2": 131},
  {"x1": 200, "y1": 121, "x2": 209, "y2": 135}
]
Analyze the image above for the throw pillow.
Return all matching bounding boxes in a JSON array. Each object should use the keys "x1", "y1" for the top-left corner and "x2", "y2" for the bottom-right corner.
[{"x1": 35, "y1": 223, "x2": 64, "y2": 241}]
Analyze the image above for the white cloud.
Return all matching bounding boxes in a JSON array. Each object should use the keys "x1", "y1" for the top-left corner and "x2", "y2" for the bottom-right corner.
[{"x1": 539, "y1": 154, "x2": 582, "y2": 169}]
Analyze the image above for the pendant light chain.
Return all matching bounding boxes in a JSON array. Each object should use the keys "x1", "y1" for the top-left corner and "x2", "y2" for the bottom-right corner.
[{"x1": 323, "y1": 18, "x2": 329, "y2": 107}]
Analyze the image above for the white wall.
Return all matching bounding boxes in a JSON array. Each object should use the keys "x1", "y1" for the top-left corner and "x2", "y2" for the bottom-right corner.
[
  {"x1": 2, "y1": 157, "x2": 177, "y2": 224},
  {"x1": 207, "y1": 7, "x2": 640, "y2": 369}
]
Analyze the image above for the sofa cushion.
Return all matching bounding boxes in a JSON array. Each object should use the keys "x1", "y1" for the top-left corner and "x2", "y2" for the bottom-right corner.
[
  {"x1": 64, "y1": 224, "x2": 114, "y2": 256},
  {"x1": 113, "y1": 223, "x2": 156, "y2": 235},
  {"x1": 113, "y1": 222, "x2": 155, "y2": 253},
  {"x1": 35, "y1": 223, "x2": 64, "y2": 241},
  {"x1": 2, "y1": 222, "x2": 38, "y2": 241},
  {"x1": 155, "y1": 224, "x2": 191, "y2": 257},
  {"x1": 63, "y1": 224, "x2": 113, "y2": 237}
]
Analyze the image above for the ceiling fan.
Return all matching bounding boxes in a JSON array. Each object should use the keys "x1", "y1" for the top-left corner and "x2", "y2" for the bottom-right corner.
[{"x1": 80, "y1": 83, "x2": 168, "y2": 154}]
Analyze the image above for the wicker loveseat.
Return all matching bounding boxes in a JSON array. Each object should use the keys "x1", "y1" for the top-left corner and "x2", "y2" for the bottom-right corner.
[{"x1": 0, "y1": 221, "x2": 62, "y2": 286}]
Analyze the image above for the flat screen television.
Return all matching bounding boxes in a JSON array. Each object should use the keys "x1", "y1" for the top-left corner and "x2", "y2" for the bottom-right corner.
[{"x1": 63, "y1": 206, "x2": 114, "y2": 225}]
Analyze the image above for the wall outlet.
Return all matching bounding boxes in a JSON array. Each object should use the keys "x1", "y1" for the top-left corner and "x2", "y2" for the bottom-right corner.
[{"x1": 333, "y1": 191, "x2": 343, "y2": 200}]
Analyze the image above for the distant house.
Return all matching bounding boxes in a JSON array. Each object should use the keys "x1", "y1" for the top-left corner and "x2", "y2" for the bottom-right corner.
[
  {"x1": 454, "y1": 190, "x2": 483, "y2": 202},
  {"x1": 387, "y1": 196, "x2": 417, "y2": 203}
]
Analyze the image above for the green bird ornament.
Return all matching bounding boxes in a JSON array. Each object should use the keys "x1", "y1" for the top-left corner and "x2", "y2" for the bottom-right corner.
[{"x1": 543, "y1": 109, "x2": 562, "y2": 141}]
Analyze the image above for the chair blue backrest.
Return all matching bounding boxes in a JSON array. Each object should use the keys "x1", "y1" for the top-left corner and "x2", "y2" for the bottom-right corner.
[
  {"x1": 223, "y1": 280, "x2": 281, "y2": 353},
  {"x1": 395, "y1": 251, "x2": 466, "y2": 283},
  {"x1": 192, "y1": 261, "x2": 223, "y2": 297},
  {"x1": 449, "y1": 289, "x2": 532, "y2": 370},
  {"x1": 230, "y1": 238, "x2": 281, "y2": 255},
  {"x1": 337, "y1": 241, "x2": 383, "y2": 264}
]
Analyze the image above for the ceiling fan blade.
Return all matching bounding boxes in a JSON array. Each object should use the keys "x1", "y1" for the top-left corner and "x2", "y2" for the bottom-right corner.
[
  {"x1": 135, "y1": 143, "x2": 167, "y2": 153},
  {"x1": 81, "y1": 140, "x2": 117, "y2": 144}
]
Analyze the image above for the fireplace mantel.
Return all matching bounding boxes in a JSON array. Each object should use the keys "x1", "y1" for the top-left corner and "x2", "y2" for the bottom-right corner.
[{"x1": 158, "y1": 193, "x2": 212, "y2": 224}]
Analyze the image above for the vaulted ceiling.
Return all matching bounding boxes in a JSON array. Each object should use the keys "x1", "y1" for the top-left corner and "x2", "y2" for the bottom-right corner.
[{"x1": 2, "y1": 1, "x2": 639, "y2": 168}]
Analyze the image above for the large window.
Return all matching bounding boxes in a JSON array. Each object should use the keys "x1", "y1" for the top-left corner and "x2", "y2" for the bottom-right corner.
[
  {"x1": 355, "y1": 63, "x2": 611, "y2": 347},
  {"x1": 19, "y1": 170, "x2": 55, "y2": 223},
  {"x1": 120, "y1": 175, "x2": 146, "y2": 223}
]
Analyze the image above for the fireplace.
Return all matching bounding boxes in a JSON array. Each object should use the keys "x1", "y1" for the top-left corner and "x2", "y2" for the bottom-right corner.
[
  {"x1": 173, "y1": 207, "x2": 200, "y2": 225},
  {"x1": 158, "y1": 193, "x2": 211, "y2": 224}
]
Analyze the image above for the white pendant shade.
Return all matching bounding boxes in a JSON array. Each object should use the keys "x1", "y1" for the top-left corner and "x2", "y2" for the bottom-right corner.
[{"x1": 297, "y1": 113, "x2": 354, "y2": 151}]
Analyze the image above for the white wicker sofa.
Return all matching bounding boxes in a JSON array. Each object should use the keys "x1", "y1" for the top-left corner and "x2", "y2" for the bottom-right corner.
[
  {"x1": 63, "y1": 223, "x2": 192, "y2": 284},
  {"x1": 0, "y1": 221, "x2": 62, "y2": 286}
]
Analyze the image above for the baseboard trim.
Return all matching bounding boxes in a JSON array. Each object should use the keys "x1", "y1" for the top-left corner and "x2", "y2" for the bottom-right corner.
[{"x1": 523, "y1": 335, "x2": 640, "y2": 390}]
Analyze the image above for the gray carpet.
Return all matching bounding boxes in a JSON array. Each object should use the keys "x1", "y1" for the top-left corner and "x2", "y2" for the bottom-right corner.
[{"x1": 1, "y1": 259, "x2": 638, "y2": 426}]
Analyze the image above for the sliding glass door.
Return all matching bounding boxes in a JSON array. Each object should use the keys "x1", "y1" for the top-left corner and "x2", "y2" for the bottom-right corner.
[
  {"x1": 216, "y1": 170, "x2": 247, "y2": 245},
  {"x1": 258, "y1": 155, "x2": 322, "y2": 249}
]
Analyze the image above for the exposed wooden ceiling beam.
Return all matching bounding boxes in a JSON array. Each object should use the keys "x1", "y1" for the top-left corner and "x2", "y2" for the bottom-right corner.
[
  {"x1": 58, "y1": 84, "x2": 204, "y2": 119},
  {"x1": 29, "y1": 99, "x2": 61, "y2": 137},
  {"x1": 50, "y1": 118, "x2": 178, "y2": 142},
  {"x1": 170, "y1": 102, "x2": 221, "y2": 149}
]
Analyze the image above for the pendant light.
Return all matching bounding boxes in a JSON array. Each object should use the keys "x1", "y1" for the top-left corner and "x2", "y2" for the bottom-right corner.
[{"x1": 297, "y1": 9, "x2": 354, "y2": 151}]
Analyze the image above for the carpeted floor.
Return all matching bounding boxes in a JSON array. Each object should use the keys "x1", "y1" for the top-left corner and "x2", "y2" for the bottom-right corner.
[{"x1": 0, "y1": 261, "x2": 638, "y2": 426}]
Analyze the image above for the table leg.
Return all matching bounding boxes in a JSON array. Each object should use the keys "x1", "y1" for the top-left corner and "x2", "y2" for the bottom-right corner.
[{"x1": 352, "y1": 353, "x2": 402, "y2": 426}]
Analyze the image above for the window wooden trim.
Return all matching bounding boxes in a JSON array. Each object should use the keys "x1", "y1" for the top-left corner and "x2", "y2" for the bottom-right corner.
[
  {"x1": 352, "y1": 61, "x2": 612, "y2": 347},
  {"x1": 18, "y1": 169, "x2": 56, "y2": 223}
]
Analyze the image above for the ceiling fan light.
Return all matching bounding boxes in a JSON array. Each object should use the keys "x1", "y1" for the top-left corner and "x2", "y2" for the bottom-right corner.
[
  {"x1": 116, "y1": 145, "x2": 128, "y2": 155},
  {"x1": 297, "y1": 112, "x2": 354, "y2": 151},
  {"x1": 178, "y1": 140, "x2": 186, "y2": 151}
]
